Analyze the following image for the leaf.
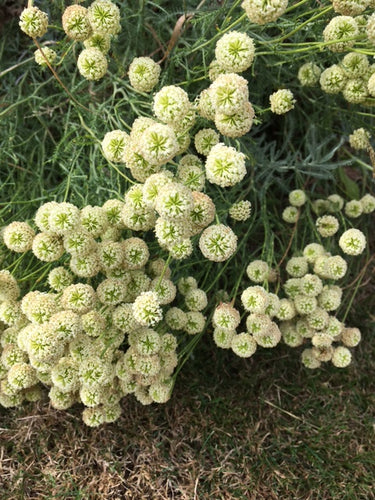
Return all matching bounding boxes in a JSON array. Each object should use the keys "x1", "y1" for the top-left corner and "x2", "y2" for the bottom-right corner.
[{"x1": 337, "y1": 167, "x2": 360, "y2": 200}]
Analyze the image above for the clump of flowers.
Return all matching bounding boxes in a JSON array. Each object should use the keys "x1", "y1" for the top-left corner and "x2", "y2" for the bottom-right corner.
[{"x1": 10, "y1": 0, "x2": 375, "y2": 430}]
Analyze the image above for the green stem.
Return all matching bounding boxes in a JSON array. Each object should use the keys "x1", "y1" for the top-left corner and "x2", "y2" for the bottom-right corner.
[
  {"x1": 284, "y1": 0, "x2": 310, "y2": 13},
  {"x1": 190, "y1": 12, "x2": 247, "y2": 53},
  {"x1": 274, "y1": 6, "x2": 333, "y2": 43}
]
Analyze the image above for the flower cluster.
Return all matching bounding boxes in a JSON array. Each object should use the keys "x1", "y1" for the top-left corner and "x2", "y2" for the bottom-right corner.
[
  {"x1": 0, "y1": 197, "x2": 213, "y2": 423},
  {"x1": 317, "y1": 51, "x2": 374, "y2": 104},
  {"x1": 21, "y1": 0, "x2": 121, "y2": 80}
]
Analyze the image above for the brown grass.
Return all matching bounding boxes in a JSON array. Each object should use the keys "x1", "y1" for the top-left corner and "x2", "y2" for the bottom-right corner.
[{"x1": 1, "y1": 333, "x2": 375, "y2": 500}]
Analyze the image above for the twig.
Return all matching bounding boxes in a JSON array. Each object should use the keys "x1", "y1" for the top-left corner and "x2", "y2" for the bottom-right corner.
[
  {"x1": 277, "y1": 210, "x2": 300, "y2": 268},
  {"x1": 33, "y1": 38, "x2": 90, "y2": 112}
]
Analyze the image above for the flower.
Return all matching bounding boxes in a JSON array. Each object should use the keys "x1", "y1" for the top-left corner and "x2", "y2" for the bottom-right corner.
[
  {"x1": 19, "y1": 6, "x2": 48, "y2": 38},
  {"x1": 215, "y1": 31, "x2": 255, "y2": 73},
  {"x1": 0, "y1": 271, "x2": 20, "y2": 301},
  {"x1": 342, "y1": 78, "x2": 368, "y2": 103},
  {"x1": 368, "y1": 72, "x2": 375, "y2": 97},
  {"x1": 87, "y1": 0, "x2": 121, "y2": 35},
  {"x1": 241, "y1": 0, "x2": 288, "y2": 25},
  {"x1": 199, "y1": 224, "x2": 237, "y2": 262},
  {"x1": 367, "y1": 13, "x2": 375, "y2": 44},
  {"x1": 139, "y1": 123, "x2": 178, "y2": 166},
  {"x1": 81, "y1": 310, "x2": 107, "y2": 337},
  {"x1": 70, "y1": 251, "x2": 101, "y2": 278},
  {"x1": 77, "y1": 48, "x2": 108, "y2": 81},
  {"x1": 97, "y1": 278, "x2": 127, "y2": 305},
  {"x1": 149, "y1": 380, "x2": 173, "y2": 404},
  {"x1": 8, "y1": 362, "x2": 37, "y2": 389},
  {"x1": 184, "y1": 311, "x2": 206, "y2": 335},
  {"x1": 275, "y1": 298, "x2": 296, "y2": 320},
  {"x1": 331, "y1": 0, "x2": 369, "y2": 16},
  {"x1": 213, "y1": 302, "x2": 241, "y2": 331},
  {"x1": 48, "y1": 203, "x2": 80, "y2": 235},
  {"x1": 132, "y1": 291, "x2": 163, "y2": 327},
  {"x1": 339, "y1": 228, "x2": 366, "y2": 255},
  {"x1": 323, "y1": 16, "x2": 359, "y2": 52},
  {"x1": 341, "y1": 327, "x2": 361, "y2": 347},
  {"x1": 229, "y1": 200, "x2": 252, "y2": 221},
  {"x1": 327, "y1": 194, "x2": 344, "y2": 212},
  {"x1": 34, "y1": 202, "x2": 59, "y2": 232},
  {"x1": 101, "y1": 130, "x2": 129, "y2": 163},
  {"x1": 344, "y1": 200, "x2": 363, "y2": 218},
  {"x1": 246, "y1": 260, "x2": 269, "y2": 283},
  {"x1": 155, "y1": 183, "x2": 194, "y2": 220},
  {"x1": 360, "y1": 193, "x2": 375, "y2": 213},
  {"x1": 241, "y1": 286, "x2": 269, "y2": 314},
  {"x1": 194, "y1": 128, "x2": 220, "y2": 156},
  {"x1": 153, "y1": 86, "x2": 190, "y2": 126},
  {"x1": 84, "y1": 33, "x2": 111, "y2": 53},
  {"x1": 320, "y1": 65, "x2": 347, "y2": 94},
  {"x1": 269, "y1": 89, "x2": 295, "y2": 114},
  {"x1": 51, "y1": 357, "x2": 79, "y2": 393},
  {"x1": 213, "y1": 328, "x2": 236, "y2": 349},
  {"x1": 325, "y1": 255, "x2": 348, "y2": 280},
  {"x1": 231, "y1": 333, "x2": 257, "y2": 357},
  {"x1": 196, "y1": 89, "x2": 216, "y2": 120},
  {"x1": 32, "y1": 233, "x2": 64, "y2": 262},
  {"x1": 294, "y1": 294, "x2": 318, "y2": 315},
  {"x1": 298, "y1": 62, "x2": 321, "y2": 86},
  {"x1": 253, "y1": 322, "x2": 281, "y2": 348},
  {"x1": 185, "y1": 289, "x2": 208, "y2": 312},
  {"x1": 128, "y1": 57, "x2": 161, "y2": 92},
  {"x1": 205, "y1": 143, "x2": 246, "y2": 187},
  {"x1": 150, "y1": 278, "x2": 176, "y2": 305},
  {"x1": 318, "y1": 285, "x2": 342, "y2": 311},
  {"x1": 289, "y1": 189, "x2": 307, "y2": 207},
  {"x1": 22, "y1": 291, "x2": 58, "y2": 324},
  {"x1": 307, "y1": 307, "x2": 329, "y2": 330},
  {"x1": 300, "y1": 274, "x2": 323, "y2": 297},
  {"x1": 177, "y1": 164, "x2": 205, "y2": 192},
  {"x1": 210, "y1": 73, "x2": 248, "y2": 114},
  {"x1": 122, "y1": 237, "x2": 150, "y2": 269},
  {"x1": 316, "y1": 215, "x2": 340, "y2": 237},
  {"x1": 282, "y1": 206, "x2": 299, "y2": 223},
  {"x1": 62, "y1": 5, "x2": 91, "y2": 41},
  {"x1": 214, "y1": 101, "x2": 255, "y2": 138},
  {"x1": 34, "y1": 47, "x2": 57, "y2": 67},
  {"x1": 3, "y1": 222, "x2": 35, "y2": 253},
  {"x1": 331, "y1": 346, "x2": 352, "y2": 367},
  {"x1": 165, "y1": 307, "x2": 187, "y2": 331},
  {"x1": 301, "y1": 348, "x2": 321, "y2": 369},
  {"x1": 348, "y1": 128, "x2": 371, "y2": 150},
  {"x1": 285, "y1": 257, "x2": 309, "y2": 278},
  {"x1": 303, "y1": 243, "x2": 326, "y2": 264},
  {"x1": 341, "y1": 52, "x2": 369, "y2": 78},
  {"x1": 188, "y1": 192, "x2": 216, "y2": 232},
  {"x1": 61, "y1": 284, "x2": 96, "y2": 314}
]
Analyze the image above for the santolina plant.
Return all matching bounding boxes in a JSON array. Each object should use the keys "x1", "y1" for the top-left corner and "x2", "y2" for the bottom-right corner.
[{"x1": 1, "y1": 0, "x2": 374, "y2": 425}]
